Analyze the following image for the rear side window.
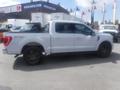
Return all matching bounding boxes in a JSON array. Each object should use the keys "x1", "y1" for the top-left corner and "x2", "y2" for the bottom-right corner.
[{"x1": 55, "y1": 23, "x2": 75, "y2": 33}]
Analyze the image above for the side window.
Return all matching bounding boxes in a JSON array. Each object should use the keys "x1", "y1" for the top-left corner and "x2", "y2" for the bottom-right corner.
[
  {"x1": 55, "y1": 23, "x2": 75, "y2": 33},
  {"x1": 74, "y1": 24, "x2": 93, "y2": 35}
]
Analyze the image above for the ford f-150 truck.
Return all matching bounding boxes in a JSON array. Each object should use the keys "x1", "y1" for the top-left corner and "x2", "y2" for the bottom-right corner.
[{"x1": 2, "y1": 20, "x2": 113, "y2": 65}]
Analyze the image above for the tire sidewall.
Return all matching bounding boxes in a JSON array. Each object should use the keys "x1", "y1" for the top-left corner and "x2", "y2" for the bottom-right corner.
[
  {"x1": 23, "y1": 46, "x2": 42, "y2": 65},
  {"x1": 98, "y1": 42, "x2": 112, "y2": 58}
]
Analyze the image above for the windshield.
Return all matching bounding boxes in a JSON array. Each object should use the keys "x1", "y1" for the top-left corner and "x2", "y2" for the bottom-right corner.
[{"x1": 103, "y1": 26, "x2": 117, "y2": 30}]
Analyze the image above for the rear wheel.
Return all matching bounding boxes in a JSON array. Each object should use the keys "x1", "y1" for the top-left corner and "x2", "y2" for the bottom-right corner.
[
  {"x1": 97, "y1": 42, "x2": 112, "y2": 58},
  {"x1": 23, "y1": 47, "x2": 42, "y2": 65}
]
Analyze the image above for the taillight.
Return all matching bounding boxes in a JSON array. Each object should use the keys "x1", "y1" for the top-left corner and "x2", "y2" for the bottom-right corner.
[
  {"x1": 0, "y1": 32, "x2": 3, "y2": 38},
  {"x1": 0, "y1": 33, "x2": 3, "y2": 42},
  {"x1": 2, "y1": 36, "x2": 12, "y2": 47}
]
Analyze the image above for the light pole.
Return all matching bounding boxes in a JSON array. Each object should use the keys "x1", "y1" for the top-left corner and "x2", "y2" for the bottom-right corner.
[
  {"x1": 91, "y1": 0, "x2": 95, "y2": 28},
  {"x1": 102, "y1": 3, "x2": 106, "y2": 24},
  {"x1": 113, "y1": 0, "x2": 117, "y2": 24}
]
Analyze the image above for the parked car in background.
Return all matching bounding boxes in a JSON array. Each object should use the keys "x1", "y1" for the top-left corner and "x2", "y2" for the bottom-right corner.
[{"x1": 99, "y1": 24, "x2": 120, "y2": 42}]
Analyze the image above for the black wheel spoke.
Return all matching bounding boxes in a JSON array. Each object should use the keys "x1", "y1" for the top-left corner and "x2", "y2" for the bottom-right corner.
[
  {"x1": 98, "y1": 42, "x2": 112, "y2": 58},
  {"x1": 23, "y1": 47, "x2": 42, "y2": 65}
]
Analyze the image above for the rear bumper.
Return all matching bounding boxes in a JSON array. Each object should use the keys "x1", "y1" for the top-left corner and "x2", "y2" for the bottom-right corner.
[{"x1": 2, "y1": 48, "x2": 21, "y2": 55}]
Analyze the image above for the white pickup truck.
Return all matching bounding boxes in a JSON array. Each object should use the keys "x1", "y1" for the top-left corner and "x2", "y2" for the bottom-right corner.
[{"x1": 2, "y1": 20, "x2": 113, "y2": 65}]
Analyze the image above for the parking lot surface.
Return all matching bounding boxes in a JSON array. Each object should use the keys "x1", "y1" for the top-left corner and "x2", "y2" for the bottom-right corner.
[{"x1": 0, "y1": 44, "x2": 120, "y2": 90}]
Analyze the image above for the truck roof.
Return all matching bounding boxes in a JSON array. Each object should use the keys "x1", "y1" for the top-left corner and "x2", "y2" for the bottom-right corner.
[{"x1": 49, "y1": 20, "x2": 84, "y2": 24}]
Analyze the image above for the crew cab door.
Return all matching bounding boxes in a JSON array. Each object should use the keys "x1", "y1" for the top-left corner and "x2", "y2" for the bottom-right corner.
[
  {"x1": 51, "y1": 22, "x2": 75, "y2": 53},
  {"x1": 74, "y1": 24, "x2": 98, "y2": 51}
]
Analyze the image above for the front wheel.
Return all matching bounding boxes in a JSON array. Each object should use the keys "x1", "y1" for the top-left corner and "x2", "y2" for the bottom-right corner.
[
  {"x1": 97, "y1": 42, "x2": 112, "y2": 58},
  {"x1": 23, "y1": 47, "x2": 42, "y2": 65}
]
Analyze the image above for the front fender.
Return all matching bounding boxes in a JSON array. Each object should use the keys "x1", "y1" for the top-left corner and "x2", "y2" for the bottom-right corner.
[{"x1": 96, "y1": 33, "x2": 113, "y2": 50}]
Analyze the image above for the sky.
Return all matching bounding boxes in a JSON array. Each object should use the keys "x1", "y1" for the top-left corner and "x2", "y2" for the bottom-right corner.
[{"x1": 0, "y1": 0, "x2": 120, "y2": 22}]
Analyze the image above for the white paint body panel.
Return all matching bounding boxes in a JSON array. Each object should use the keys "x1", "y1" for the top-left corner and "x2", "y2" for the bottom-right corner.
[{"x1": 3, "y1": 20, "x2": 113, "y2": 55}]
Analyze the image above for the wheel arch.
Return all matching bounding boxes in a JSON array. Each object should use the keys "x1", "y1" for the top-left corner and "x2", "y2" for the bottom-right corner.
[
  {"x1": 21, "y1": 42, "x2": 45, "y2": 54},
  {"x1": 98, "y1": 41, "x2": 112, "y2": 50}
]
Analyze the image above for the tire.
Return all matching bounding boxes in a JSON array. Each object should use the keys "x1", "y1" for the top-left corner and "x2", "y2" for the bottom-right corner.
[
  {"x1": 23, "y1": 46, "x2": 42, "y2": 65},
  {"x1": 97, "y1": 42, "x2": 112, "y2": 58}
]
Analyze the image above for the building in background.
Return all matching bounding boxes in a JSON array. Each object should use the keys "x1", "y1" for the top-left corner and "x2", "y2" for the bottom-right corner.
[{"x1": 0, "y1": 1, "x2": 69, "y2": 23}]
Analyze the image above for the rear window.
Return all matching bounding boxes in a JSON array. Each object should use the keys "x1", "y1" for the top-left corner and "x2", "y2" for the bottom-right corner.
[
  {"x1": 18, "y1": 23, "x2": 49, "y2": 33},
  {"x1": 20, "y1": 23, "x2": 41, "y2": 32}
]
